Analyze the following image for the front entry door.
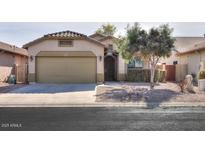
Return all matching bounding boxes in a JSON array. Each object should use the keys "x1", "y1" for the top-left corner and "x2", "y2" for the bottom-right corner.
[{"x1": 104, "y1": 56, "x2": 116, "y2": 81}]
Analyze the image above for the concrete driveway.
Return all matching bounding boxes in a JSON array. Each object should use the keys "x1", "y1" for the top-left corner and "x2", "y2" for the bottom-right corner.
[{"x1": 0, "y1": 84, "x2": 96, "y2": 105}]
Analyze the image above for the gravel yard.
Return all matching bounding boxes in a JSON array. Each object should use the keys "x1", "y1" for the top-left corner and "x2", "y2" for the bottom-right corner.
[{"x1": 96, "y1": 82, "x2": 205, "y2": 103}]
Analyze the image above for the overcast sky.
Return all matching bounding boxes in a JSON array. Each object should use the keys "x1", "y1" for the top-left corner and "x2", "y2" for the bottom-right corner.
[{"x1": 1, "y1": 22, "x2": 205, "y2": 47}]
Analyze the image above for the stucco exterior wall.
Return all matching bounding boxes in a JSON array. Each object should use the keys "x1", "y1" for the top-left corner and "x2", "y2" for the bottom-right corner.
[
  {"x1": 27, "y1": 39, "x2": 105, "y2": 82},
  {"x1": 160, "y1": 50, "x2": 179, "y2": 65},
  {"x1": 117, "y1": 54, "x2": 127, "y2": 80},
  {"x1": 0, "y1": 52, "x2": 15, "y2": 67},
  {"x1": 91, "y1": 35, "x2": 104, "y2": 41},
  {"x1": 101, "y1": 38, "x2": 117, "y2": 50},
  {"x1": 187, "y1": 52, "x2": 201, "y2": 75},
  {"x1": 178, "y1": 55, "x2": 188, "y2": 64},
  {"x1": 175, "y1": 64, "x2": 188, "y2": 82},
  {"x1": 178, "y1": 50, "x2": 205, "y2": 76}
]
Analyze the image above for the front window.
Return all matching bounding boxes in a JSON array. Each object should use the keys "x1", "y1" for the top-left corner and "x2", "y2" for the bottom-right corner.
[
  {"x1": 128, "y1": 58, "x2": 144, "y2": 68},
  {"x1": 108, "y1": 44, "x2": 113, "y2": 50}
]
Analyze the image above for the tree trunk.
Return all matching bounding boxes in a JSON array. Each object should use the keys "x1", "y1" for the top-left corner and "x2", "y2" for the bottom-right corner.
[{"x1": 150, "y1": 65, "x2": 155, "y2": 90}]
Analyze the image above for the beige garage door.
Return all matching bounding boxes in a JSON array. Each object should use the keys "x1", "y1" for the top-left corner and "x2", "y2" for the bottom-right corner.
[{"x1": 36, "y1": 57, "x2": 96, "y2": 83}]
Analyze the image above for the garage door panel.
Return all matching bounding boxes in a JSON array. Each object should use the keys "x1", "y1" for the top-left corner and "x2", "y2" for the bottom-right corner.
[{"x1": 37, "y1": 57, "x2": 96, "y2": 83}]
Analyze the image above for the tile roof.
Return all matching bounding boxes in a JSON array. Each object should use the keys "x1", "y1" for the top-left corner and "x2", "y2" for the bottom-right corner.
[
  {"x1": 44, "y1": 30, "x2": 87, "y2": 38},
  {"x1": 89, "y1": 33, "x2": 118, "y2": 42},
  {"x1": 99, "y1": 35, "x2": 118, "y2": 42},
  {"x1": 174, "y1": 37, "x2": 205, "y2": 52},
  {"x1": 23, "y1": 30, "x2": 105, "y2": 48},
  {"x1": 0, "y1": 41, "x2": 28, "y2": 56},
  {"x1": 89, "y1": 33, "x2": 107, "y2": 38},
  {"x1": 174, "y1": 39, "x2": 205, "y2": 55}
]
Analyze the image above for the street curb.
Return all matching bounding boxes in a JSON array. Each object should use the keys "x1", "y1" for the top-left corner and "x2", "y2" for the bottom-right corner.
[{"x1": 0, "y1": 102, "x2": 205, "y2": 108}]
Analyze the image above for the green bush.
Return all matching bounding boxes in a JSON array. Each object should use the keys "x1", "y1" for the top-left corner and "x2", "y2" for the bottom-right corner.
[
  {"x1": 198, "y1": 70, "x2": 205, "y2": 79},
  {"x1": 126, "y1": 68, "x2": 166, "y2": 82}
]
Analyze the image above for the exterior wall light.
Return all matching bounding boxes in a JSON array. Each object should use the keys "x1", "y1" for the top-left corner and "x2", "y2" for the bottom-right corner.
[
  {"x1": 30, "y1": 55, "x2": 34, "y2": 62},
  {"x1": 99, "y1": 56, "x2": 102, "y2": 61}
]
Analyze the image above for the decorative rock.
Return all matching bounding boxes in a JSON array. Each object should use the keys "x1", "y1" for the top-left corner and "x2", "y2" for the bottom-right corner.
[{"x1": 185, "y1": 75, "x2": 195, "y2": 93}]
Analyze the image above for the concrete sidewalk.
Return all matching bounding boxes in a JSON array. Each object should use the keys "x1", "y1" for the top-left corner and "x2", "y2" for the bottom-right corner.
[
  {"x1": 0, "y1": 100, "x2": 205, "y2": 108},
  {"x1": 0, "y1": 92, "x2": 96, "y2": 106}
]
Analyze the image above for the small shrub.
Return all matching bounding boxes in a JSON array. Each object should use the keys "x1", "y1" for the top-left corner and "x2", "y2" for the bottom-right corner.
[
  {"x1": 126, "y1": 69, "x2": 166, "y2": 82},
  {"x1": 198, "y1": 70, "x2": 205, "y2": 79}
]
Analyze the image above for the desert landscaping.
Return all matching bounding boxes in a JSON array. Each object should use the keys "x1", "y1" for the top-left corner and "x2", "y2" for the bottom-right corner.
[{"x1": 96, "y1": 82, "x2": 205, "y2": 104}]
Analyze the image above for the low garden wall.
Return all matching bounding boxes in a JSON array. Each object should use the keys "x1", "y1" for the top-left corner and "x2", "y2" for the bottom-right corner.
[{"x1": 126, "y1": 68, "x2": 166, "y2": 82}]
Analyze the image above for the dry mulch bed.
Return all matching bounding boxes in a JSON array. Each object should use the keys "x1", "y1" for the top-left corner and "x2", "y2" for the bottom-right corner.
[{"x1": 96, "y1": 82, "x2": 205, "y2": 103}]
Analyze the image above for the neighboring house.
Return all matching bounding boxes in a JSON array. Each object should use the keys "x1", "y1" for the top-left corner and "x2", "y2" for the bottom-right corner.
[
  {"x1": 160, "y1": 37, "x2": 205, "y2": 81},
  {"x1": 160, "y1": 37, "x2": 205, "y2": 65},
  {"x1": 0, "y1": 41, "x2": 28, "y2": 83},
  {"x1": 177, "y1": 40, "x2": 205, "y2": 76}
]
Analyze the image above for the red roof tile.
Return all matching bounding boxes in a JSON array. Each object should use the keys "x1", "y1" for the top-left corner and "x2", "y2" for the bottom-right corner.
[{"x1": 23, "y1": 30, "x2": 105, "y2": 48}]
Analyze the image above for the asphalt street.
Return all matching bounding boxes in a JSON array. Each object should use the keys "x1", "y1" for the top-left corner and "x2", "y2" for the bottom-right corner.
[{"x1": 0, "y1": 107, "x2": 205, "y2": 131}]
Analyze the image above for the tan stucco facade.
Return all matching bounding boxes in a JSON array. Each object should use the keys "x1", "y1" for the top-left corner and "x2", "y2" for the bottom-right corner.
[
  {"x1": 118, "y1": 54, "x2": 127, "y2": 75},
  {"x1": 178, "y1": 50, "x2": 205, "y2": 76},
  {"x1": 101, "y1": 38, "x2": 117, "y2": 49},
  {"x1": 160, "y1": 51, "x2": 179, "y2": 65},
  {"x1": 27, "y1": 39, "x2": 104, "y2": 82},
  {"x1": 100, "y1": 38, "x2": 127, "y2": 80}
]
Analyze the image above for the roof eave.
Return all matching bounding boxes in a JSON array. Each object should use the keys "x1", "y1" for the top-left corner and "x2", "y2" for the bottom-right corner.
[
  {"x1": 89, "y1": 33, "x2": 107, "y2": 38},
  {"x1": 99, "y1": 35, "x2": 119, "y2": 42},
  {"x1": 23, "y1": 36, "x2": 105, "y2": 48},
  {"x1": 0, "y1": 48, "x2": 28, "y2": 56},
  {"x1": 179, "y1": 47, "x2": 205, "y2": 55}
]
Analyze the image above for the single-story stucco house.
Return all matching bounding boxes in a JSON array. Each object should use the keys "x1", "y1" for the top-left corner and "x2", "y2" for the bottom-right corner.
[
  {"x1": 23, "y1": 30, "x2": 130, "y2": 83},
  {"x1": 0, "y1": 41, "x2": 28, "y2": 83},
  {"x1": 23, "y1": 29, "x2": 205, "y2": 84}
]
